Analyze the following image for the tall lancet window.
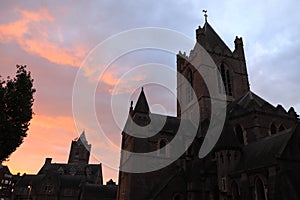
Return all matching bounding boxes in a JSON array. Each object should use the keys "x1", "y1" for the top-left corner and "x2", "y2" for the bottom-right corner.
[
  {"x1": 232, "y1": 181, "x2": 240, "y2": 200},
  {"x1": 186, "y1": 68, "x2": 194, "y2": 103},
  {"x1": 219, "y1": 63, "x2": 233, "y2": 96},
  {"x1": 255, "y1": 178, "x2": 267, "y2": 200}
]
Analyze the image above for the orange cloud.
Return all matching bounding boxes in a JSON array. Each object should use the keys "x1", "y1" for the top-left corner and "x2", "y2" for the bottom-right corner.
[
  {"x1": 5, "y1": 113, "x2": 119, "y2": 181},
  {"x1": 100, "y1": 71, "x2": 119, "y2": 86},
  {"x1": 30, "y1": 114, "x2": 77, "y2": 136},
  {"x1": 0, "y1": 8, "x2": 87, "y2": 67},
  {"x1": 5, "y1": 114, "x2": 78, "y2": 174},
  {"x1": 96, "y1": 66, "x2": 146, "y2": 94}
]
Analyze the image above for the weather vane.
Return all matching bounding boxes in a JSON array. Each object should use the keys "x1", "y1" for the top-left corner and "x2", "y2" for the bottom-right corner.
[{"x1": 202, "y1": 10, "x2": 208, "y2": 22}]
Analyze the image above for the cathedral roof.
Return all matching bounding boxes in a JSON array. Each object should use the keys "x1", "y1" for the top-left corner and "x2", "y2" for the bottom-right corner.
[
  {"x1": 134, "y1": 88, "x2": 150, "y2": 114},
  {"x1": 228, "y1": 91, "x2": 294, "y2": 118},
  {"x1": 38, "y1": 162, "x2": 102, "y2": 177},
  {"x1": 235, "y1": 128, "x2": 294, "y2": 171},
  {"x1": 277, "y1": 168, "x2": 300, "y2": 199},
  {"x1": 203, "y1": 22, "x2": 232, "y2": 52},
  {"x1": 228, "y1": 91, "x2": 274, "y2": 112},
  {"x1": 123, "y1": 112, "x2": 197, "y2": 138}
]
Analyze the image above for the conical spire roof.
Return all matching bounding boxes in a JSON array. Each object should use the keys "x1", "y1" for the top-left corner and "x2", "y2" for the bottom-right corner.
[{"x1": 134, "y1": 88, "x2": 150, "y2": 114}]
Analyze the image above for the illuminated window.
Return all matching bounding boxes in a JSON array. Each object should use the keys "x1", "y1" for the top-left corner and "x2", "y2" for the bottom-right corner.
[{"x1": 43, "y1": 184, "x2": 54, "y2": 194}]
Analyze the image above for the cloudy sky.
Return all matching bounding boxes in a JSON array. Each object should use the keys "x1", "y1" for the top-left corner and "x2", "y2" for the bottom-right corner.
[{"x1": 1, "y1": 0, "x2": 300, "y2": 182}]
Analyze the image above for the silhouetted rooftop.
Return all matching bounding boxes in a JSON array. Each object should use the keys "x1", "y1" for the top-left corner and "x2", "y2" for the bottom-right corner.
[{"x1": 134, "y1": 88, "x2": 150, "y2": 114}]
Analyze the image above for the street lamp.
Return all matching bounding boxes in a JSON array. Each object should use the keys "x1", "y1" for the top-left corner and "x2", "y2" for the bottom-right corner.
[{"x1": 27, "y1": 185, "x2": 32, "y2": 200}]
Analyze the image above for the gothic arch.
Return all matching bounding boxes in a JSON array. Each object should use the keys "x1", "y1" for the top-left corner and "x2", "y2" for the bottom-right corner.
[
  {"x1": 279, "y1": 124, "x2": 286, "y2": 132},
  {"x1": 185, "y1": 68, "x2": 194, "y2": 103},
  {"x1": 158, "y1": 138, "x2": 168, "y2": 156},
  {"x1": 219, "y1": 62, "x2": 233, "y2": 96},
  {"x1": 173, "y1": 193, "x2": 184, "y2": 200},
  {"x1": 231, "y1": 181, "x2": 240, "y2": 200},
  {"x1": 270, "y1": 122, "x2": 277, "y2": 135},
  {"x1": 255, "y1": 177, "x2": 267, "y2": 200},
  {"x1": 234, "y1": 124, "x2": 246, "y2": 145}
]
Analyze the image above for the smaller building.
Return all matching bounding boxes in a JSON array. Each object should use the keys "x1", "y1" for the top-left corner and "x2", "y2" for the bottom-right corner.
[
  {"x1": 12, "y1": 131, "x2": 117, "y2": 200},
  {"x1": 0, "y1": 164, "x2": 14, "y2": 199}
]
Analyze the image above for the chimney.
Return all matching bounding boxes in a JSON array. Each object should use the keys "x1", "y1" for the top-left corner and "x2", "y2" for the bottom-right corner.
[{"x1": 45, "y1": 158, "x2": 52, "y2": 165}]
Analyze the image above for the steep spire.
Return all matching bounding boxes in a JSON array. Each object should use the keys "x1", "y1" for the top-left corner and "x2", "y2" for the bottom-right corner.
[
  {"x1": 134, "y1": 87, "x2": 150, "y2": 114},
  {"x1": 77, "y1": 130, "x2": 90, "y2": 149}
]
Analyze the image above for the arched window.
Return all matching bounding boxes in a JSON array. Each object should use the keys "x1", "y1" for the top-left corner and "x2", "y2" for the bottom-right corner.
[
  {"x1": 235, "y1": 124, "x2": 244, "y2": 145},
  {"x1": 179, "y1": 61, "x2": 184, "y2": 72},
  {"x1": 255, "y1": 178, "x2": 267, "y2": 200},
  {"x1": 220, "y1": 153, "x2": 224, "y2": 164},
  {"x1": 219, "y1": 63, "x2": 233, "y2": 96},
  {"x1": 232, "y1": 181, "x2": 240, "y2": 200},
  {"x1": 74, "y1": 152, "x2": 79, "y2": 160},
  {"x1": 158, "y1": 139, "x2": 167, "y2": 155},
  {"x1": 279, "y1": 124, "x2": 285, "y2": 132},
  {"x1": 270, "y1": 123, "x2": 277, "y2": 135},
  {"x1": 186, "y1": 68, "x2": 193, "y2": 103},
  {"x1": 43, "y1": 183, "x2": 54, "y2": 194},
  {"x1": 227, "y1": 151, "x2": 231, "y2": 162}
]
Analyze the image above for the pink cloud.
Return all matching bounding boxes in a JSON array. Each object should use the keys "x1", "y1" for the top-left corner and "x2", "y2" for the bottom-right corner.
[
  {"x1": 5, "y1": 114, "x2": 78, "y2": 174},
  {"x1": 0, "y1": 8, "x2": 87, "y2": 67}
]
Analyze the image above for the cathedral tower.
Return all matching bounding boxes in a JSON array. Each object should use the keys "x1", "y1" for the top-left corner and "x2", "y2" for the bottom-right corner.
[
  {"x1": 177, "y1": 20, "x2": 250, "y2": 120},
  {"x1": 68, "y1": 131, "x2": 91, "y2": 165}
]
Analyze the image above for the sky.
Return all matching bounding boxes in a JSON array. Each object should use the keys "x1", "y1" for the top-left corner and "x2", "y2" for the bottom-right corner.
[{"x1": 1, "y1": 0, "x2": 300, "y2": 183}]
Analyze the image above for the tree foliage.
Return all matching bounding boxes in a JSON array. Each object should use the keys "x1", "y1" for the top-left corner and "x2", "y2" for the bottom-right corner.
[{"x1": 0, "y1": 65, "x2": 35, "y2": 162}]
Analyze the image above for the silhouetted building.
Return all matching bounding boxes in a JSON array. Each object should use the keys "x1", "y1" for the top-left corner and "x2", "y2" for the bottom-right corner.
[
  {"x1": 12, "y1": 131, "x2": 117, "y2": 200},
  {"x1": 0, "y1": 164, "x2": 14, "y2": 199},
  {"x1": 80, "y1": 179, "x2": 117, "y2": 200},
  {"x1": 117, "y1": 18, "x2": 300, "y2": 200}
]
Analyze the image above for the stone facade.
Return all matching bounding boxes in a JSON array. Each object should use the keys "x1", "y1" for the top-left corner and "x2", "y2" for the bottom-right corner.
[{"x1": 117, "y1": 19, "x2": 300, "y2": 200}]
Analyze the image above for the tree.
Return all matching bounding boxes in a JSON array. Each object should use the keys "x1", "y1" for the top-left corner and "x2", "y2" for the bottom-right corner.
[{"x1": 0, "y1": 65, "x2": 35, "y2": 162}]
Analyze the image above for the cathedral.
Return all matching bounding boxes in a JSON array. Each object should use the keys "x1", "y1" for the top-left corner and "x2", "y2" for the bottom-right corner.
[{"x1": 117, "y1": 18, "x2": 300, "y2": 199}]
